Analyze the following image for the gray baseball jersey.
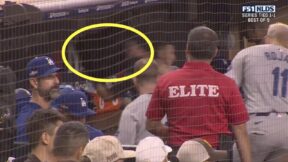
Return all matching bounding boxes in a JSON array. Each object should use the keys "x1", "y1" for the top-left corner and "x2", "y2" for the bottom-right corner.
[
  {"x1": 117, "y1": 94, "x2": 167, "y2": 145},
  {"x1": 226, "y1": 44, "x2": 288, "y2": 113}
]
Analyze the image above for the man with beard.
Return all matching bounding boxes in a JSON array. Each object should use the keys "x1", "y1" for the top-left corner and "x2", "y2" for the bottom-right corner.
[{"x1": 14, "y1": 56, "x2": 61, "y2": 158}]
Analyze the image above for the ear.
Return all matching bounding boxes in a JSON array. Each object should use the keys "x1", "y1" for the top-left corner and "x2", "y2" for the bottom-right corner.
[
  {"x1": 41, "y1": 132, "x2": 50, "y2": 145},
  {"x1": 29, "y1": 78, "x2": 38, "y2": 89},
  {"x1": 185, "y1": 50, "x2": 191, "y2": 60},
  {"x1": 213, "y1": 48, "x2": 219, "y2": 58}
]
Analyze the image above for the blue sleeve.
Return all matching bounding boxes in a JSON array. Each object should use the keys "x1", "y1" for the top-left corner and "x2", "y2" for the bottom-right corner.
[
  {"x1": 86, "y1": 124, "x2": 104, "y2": 140},
  {"x1": 15, "y1": 103, "x2": 40, "y2": 143},
  {"x1": 15, "y1": 111, "x2": 32, "y2": 143}
]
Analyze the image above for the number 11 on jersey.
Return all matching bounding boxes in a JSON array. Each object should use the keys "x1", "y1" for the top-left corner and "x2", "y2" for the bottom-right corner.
[{"x1": 272, "y1": 67, "x2": 288, "y2": 97}]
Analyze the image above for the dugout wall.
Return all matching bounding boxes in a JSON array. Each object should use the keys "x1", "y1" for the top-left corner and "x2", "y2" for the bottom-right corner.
[{"x1": 0, "y1": 0, "x2": 186, "y2": 89}]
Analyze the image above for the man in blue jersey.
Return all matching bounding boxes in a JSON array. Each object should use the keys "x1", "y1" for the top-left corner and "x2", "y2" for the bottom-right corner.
[
  {"x1": 15, "y1": 56, "x2": 61, "y2": 158},
  {"x1": 227, "y1": 23, "x2": 288, "y2": 162}
]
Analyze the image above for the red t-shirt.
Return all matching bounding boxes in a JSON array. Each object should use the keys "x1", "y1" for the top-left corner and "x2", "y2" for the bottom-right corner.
[{"x1": 146, "y1": 61, "x2": 249, "y2": 148}]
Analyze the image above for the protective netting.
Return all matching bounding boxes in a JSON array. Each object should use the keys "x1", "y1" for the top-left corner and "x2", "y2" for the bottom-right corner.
[{"x1": 0, "y1": 0, "x2": 287, "y2": 161}]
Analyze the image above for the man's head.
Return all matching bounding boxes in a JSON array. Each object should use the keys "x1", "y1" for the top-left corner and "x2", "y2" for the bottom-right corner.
[
  {"x1": 26, "y1": 109, "x2": 64, "y2": 151},
  {"x1": 82, "y1": 135, "x2": 135, "y2": 162},
  {"x1": 53, "y1": 121, "x2": 89, "y2": 160},
  {"x1": 51, "y1": 89, "x2": 96, "y2": 123},
  {"x1": 27, "y1": 56, "x2": 61, "y2": 101},
  {"x1": 265, "y1": 22, "x2": 288, "y2": 48},
  {"x1": 244, "y1": 23, "x2": 268, "y2": 45},
  {"x1": 136, "y1": 137, "x2": 172, "y2": 162},
  {"x1": 186, "y1": 26, "x2": 219, "y2": 61},
  {"x1": 125, "y1": 40, "x2": 148, "y2": 58},
  {"x1": 133, "y1": 58, "x2": 159, "y2": 87},
  {"x1": 156, "y1": 42, "x2": 176, "y2": 66}
]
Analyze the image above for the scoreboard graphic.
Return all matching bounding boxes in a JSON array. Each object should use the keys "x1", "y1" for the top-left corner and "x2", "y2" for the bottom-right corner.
[{"x1": 242, "y1": 5, "x2": 276, "y2": 23}]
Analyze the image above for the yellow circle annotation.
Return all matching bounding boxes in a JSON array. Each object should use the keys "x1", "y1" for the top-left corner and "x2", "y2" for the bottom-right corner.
[{"x1": 61, "y1": 23, "x2": 154, "y2": 83}]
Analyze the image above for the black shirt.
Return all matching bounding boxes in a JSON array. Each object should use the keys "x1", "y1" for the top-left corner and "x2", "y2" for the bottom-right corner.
[{"x1": 23, "y1": 154, "x2": 41, "y2": 162}]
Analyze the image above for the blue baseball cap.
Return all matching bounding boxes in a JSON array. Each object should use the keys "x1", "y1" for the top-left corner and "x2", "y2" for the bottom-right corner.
[
  {"x1": 51, "y1": 90, "x2": 96, "y2": 118},
  {"x1": 59, "y1": 85, "x2": 75, "y2": 94},
  {"x1": 27, "y1": 56, "x2": 61, "y2": 78}
]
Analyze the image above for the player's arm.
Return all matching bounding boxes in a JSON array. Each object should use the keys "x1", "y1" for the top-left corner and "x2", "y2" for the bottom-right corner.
[
  {"x1": 225, "y1": 51, "x2": 246, "y2": 87},
  {"x1": 225, "y1": 80, "x2": 251, "y2": 162},
  {"x1": 146, "y1": 84, "x2": 167, "y2": 139},
  {"x1": 231, "y1": 123, "x2": 252, "y2": 162},
  {"x1": 146, "y1": 119, "x2": 168, "y2": 139}
]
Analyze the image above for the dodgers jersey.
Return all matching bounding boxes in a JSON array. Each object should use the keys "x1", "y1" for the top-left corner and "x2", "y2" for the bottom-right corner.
[{"x1": 226, "y1": 44, "x2": 288, "y2": 113}]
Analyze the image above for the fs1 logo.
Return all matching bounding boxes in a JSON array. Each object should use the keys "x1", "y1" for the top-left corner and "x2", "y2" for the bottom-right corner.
[
  {"x1": 242, "y1": 5, "x2": 276, "y2": 13},
  {"x1": 242, "y1": 6, "x2": 254, "y2": 13}
]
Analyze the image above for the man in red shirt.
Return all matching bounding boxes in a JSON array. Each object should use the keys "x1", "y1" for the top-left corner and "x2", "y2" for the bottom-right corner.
[{"x1": 146, "y1": 26, "x2": 251, "y2": 162}]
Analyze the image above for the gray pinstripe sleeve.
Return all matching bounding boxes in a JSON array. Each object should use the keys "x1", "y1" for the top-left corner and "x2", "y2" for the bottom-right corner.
[
  {"x1": 117, "y1": 108, "x2": 137, "y2": 145},
  {"x1": 226, "y1": 51, "x2": 246, "y2": 87}
]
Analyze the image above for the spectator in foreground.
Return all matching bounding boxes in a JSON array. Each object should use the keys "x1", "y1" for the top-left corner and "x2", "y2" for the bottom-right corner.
[
  {"x1": 117, "y1": 58, "x2": 159, "y2": 145},
  {"x1": 81, "y1": 135, "x2": 135, "y2": 162},
  {"x1": 146, "y1": 26, "x2": 251, "y2": 162},
  {"x1": 136, "y1": 136, "x2": 172, "y2": 162},
  {"x1": 51, "y1": 88, "x2": 103, "y2": 139},
  {"x1": 53, "y1": 121, "x2": 89, "y2": 162},
  {"x1": 25, "y1": 109, "x2": 64, "y2": 162},
  {"x1": 177, "y1": 138, "x2": 228, "y2": 162}
]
